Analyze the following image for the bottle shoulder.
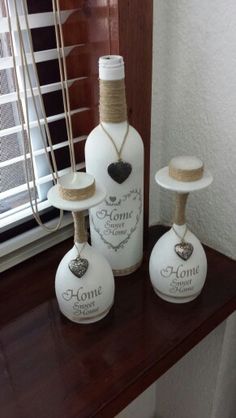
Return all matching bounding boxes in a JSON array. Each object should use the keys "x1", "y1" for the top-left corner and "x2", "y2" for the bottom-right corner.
[{"x1": 85, "y1": 123, "x2": 143, "y2": 149}]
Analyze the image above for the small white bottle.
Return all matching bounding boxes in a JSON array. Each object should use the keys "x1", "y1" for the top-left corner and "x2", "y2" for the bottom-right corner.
[
  {"x1": 47, "y1": 172, "x2": 115, "y2": 324},
  {"x1": 85, "y1": 55, "x2": 144, "y2": 276},
  {"x1": 149, "y1": 156, "x2": 213, "y2": 303}
]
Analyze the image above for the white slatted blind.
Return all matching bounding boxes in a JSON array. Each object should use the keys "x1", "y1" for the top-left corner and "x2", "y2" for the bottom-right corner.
[
  {"x1": 0, "y1": 9, "x2": 74, "y2": 33},
  {"x1": 0, "y1": 44, "x2": 84, "y2": 70},
  {"x1": 0, "y1": 0, "x2": 109, "y2": 233}
]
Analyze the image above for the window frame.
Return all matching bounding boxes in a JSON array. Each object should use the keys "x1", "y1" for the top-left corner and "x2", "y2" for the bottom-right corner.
[{"x1": 0, "y1": 0, "x2": 153, "y2": 271}]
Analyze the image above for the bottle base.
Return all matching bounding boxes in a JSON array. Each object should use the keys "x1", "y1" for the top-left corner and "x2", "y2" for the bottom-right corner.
[
  {"x1": 153, "y1": 287, "x2": 201, "y2": 304},
  {"x1": 113, "y1": 258, "x2": 143, "y2": 277},
  {"x1": 58, "y1": 303, "x2": 113, "y2": 324}
]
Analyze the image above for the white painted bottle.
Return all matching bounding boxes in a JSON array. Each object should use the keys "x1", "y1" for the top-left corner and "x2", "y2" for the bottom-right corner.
[
  {"x1": 47, "y1": 172, "x2": 115, "y2": 324},
  {"x1": 149, "y1": 156, "x2": 213, "y2": 303},
  {"x1": 85, "y1": 55, "x2": 144, "y2": 276}
]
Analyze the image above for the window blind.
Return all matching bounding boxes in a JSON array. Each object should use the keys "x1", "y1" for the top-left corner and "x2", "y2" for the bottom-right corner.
[{"x1": 1, "y1": 0, "x2": 115, "y2": 239}]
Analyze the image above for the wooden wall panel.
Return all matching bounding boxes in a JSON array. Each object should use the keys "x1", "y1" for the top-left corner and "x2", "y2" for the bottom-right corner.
[{"x1": 117, "y1": 0, "x2": 153, "y2": 238}]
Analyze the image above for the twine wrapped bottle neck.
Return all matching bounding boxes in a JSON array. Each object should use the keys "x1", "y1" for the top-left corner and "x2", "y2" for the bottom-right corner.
[
  {"x1": 72, "y1": 212, "x2": 87, "y2": 243},
  {"x1": 99, "y1": 79, "x2": 127, "y2": 123},
  {"x1": 173, "y1": 193, "x2": 189, "y2": 225},
  {"x1": 169, "y1": 156, "x2": 204, "y2": 225}
]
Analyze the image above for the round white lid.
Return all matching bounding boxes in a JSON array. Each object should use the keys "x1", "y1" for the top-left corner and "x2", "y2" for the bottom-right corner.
[
  {"x1": 58, "y1": 172, "x2": 94, "y2": 191},
  {"x1": 99, "y1": 55, "x2": 125, "y2": 80},
  {"x1": 170, "y1": 155, "x2": 203, "y2": 172}
]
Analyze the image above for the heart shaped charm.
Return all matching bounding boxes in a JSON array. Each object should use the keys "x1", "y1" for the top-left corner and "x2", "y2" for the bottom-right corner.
[
  {"x1": 175, "y1": 242, "x2": 194, "y2": 261},
  {"x1": 107, "y1": 161, "x2": 132, "y2": 184},
  {"x1": 68, "y1": 257, "x2": 89, "y2": 278}
]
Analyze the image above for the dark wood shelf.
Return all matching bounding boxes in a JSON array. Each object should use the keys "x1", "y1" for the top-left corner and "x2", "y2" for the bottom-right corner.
[{"x1": 1, "y1": 226, "x2": 236, "y2": 418}]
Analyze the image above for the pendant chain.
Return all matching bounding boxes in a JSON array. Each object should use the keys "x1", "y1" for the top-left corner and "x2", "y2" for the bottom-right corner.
[
  {"x1": 172, "y1": 225, "x2": 188, "y2": 243},
  {"x1": 74, "y1": 242, "x2": 87, "y2": 259},
  {"x1": 100, "y1": 122, "x2": 129, "y2": 161}
]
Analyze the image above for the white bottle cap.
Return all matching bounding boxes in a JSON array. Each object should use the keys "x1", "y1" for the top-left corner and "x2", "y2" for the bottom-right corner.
[{"x1": 99, "y1": 55, "x2": 125, "y2": 80}]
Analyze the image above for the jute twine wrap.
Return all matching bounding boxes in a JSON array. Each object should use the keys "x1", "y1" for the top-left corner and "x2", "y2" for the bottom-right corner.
[
  {"x1": 173, "y1": 193, "x2": 189, "y2": 225},
  {"x1": 169, "y1": 163, "x2": 204, "y2": 182},
  {"x1": 59, "y1": 181, "x2": 95, "y2": 201},
  {"x1": 99, "y1": 79, "x2": 127, "y2": 123},
  {"x1": 72, "y1": 212, "x2": 87, "y2": 243},
  {"x1": 169, "y1": 159, "x2": 204, "y2": 225}
]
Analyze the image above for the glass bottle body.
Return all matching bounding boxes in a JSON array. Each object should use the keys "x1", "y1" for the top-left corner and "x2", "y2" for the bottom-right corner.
[{"x1": 85, "y1": 121, "x2": 144, "y2": 275}]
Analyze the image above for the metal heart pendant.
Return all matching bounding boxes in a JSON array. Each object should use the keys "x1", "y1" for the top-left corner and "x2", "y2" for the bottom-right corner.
[
  {"x1": 68, "y1": 257, "x2": 89, "y2": 278},
  {"x1": 107, "y1": 161, "x2": 132, "y2": 184},
  {"x1": 175, "y1": 242, "x2": 194, "y2": 261}
]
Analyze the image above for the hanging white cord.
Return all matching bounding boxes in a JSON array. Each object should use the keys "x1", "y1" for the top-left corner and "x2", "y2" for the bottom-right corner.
[
  {"x1": 6, "y1": 0, "x2": 63, "y2": 231},
  {"x1": 22, "y1": 0, "x2": 59, "y2": 182},
  {"x1": 14, "y1": 0, "x2": 47, "y2": 219},
  {"x1": 13, "y1": 0, "x2": 63, "y2": 230},
  {"x1": 15, "y1": 6, "x2": 57, "y2": 184},
  {"x1": 6, "y1": 0, "x2": 39, "y2": 217},
  {"x1": 52, "y1": 0, "x2": 76, "y2": 172}
]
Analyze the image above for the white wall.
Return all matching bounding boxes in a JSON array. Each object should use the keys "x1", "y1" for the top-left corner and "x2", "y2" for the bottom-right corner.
[{"x1": 150, "y1": 0, "x2": 236, "y2": 260}]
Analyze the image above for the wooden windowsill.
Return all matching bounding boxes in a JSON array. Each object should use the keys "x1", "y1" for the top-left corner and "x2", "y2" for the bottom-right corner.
[{"x1": 1, "y1": 226, "x2": 236, "y2": 418}]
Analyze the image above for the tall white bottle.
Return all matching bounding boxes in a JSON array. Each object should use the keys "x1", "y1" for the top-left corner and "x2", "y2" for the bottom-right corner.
[{"x1": 85, "y1": 55, "x2": 144, "y2": 276}]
